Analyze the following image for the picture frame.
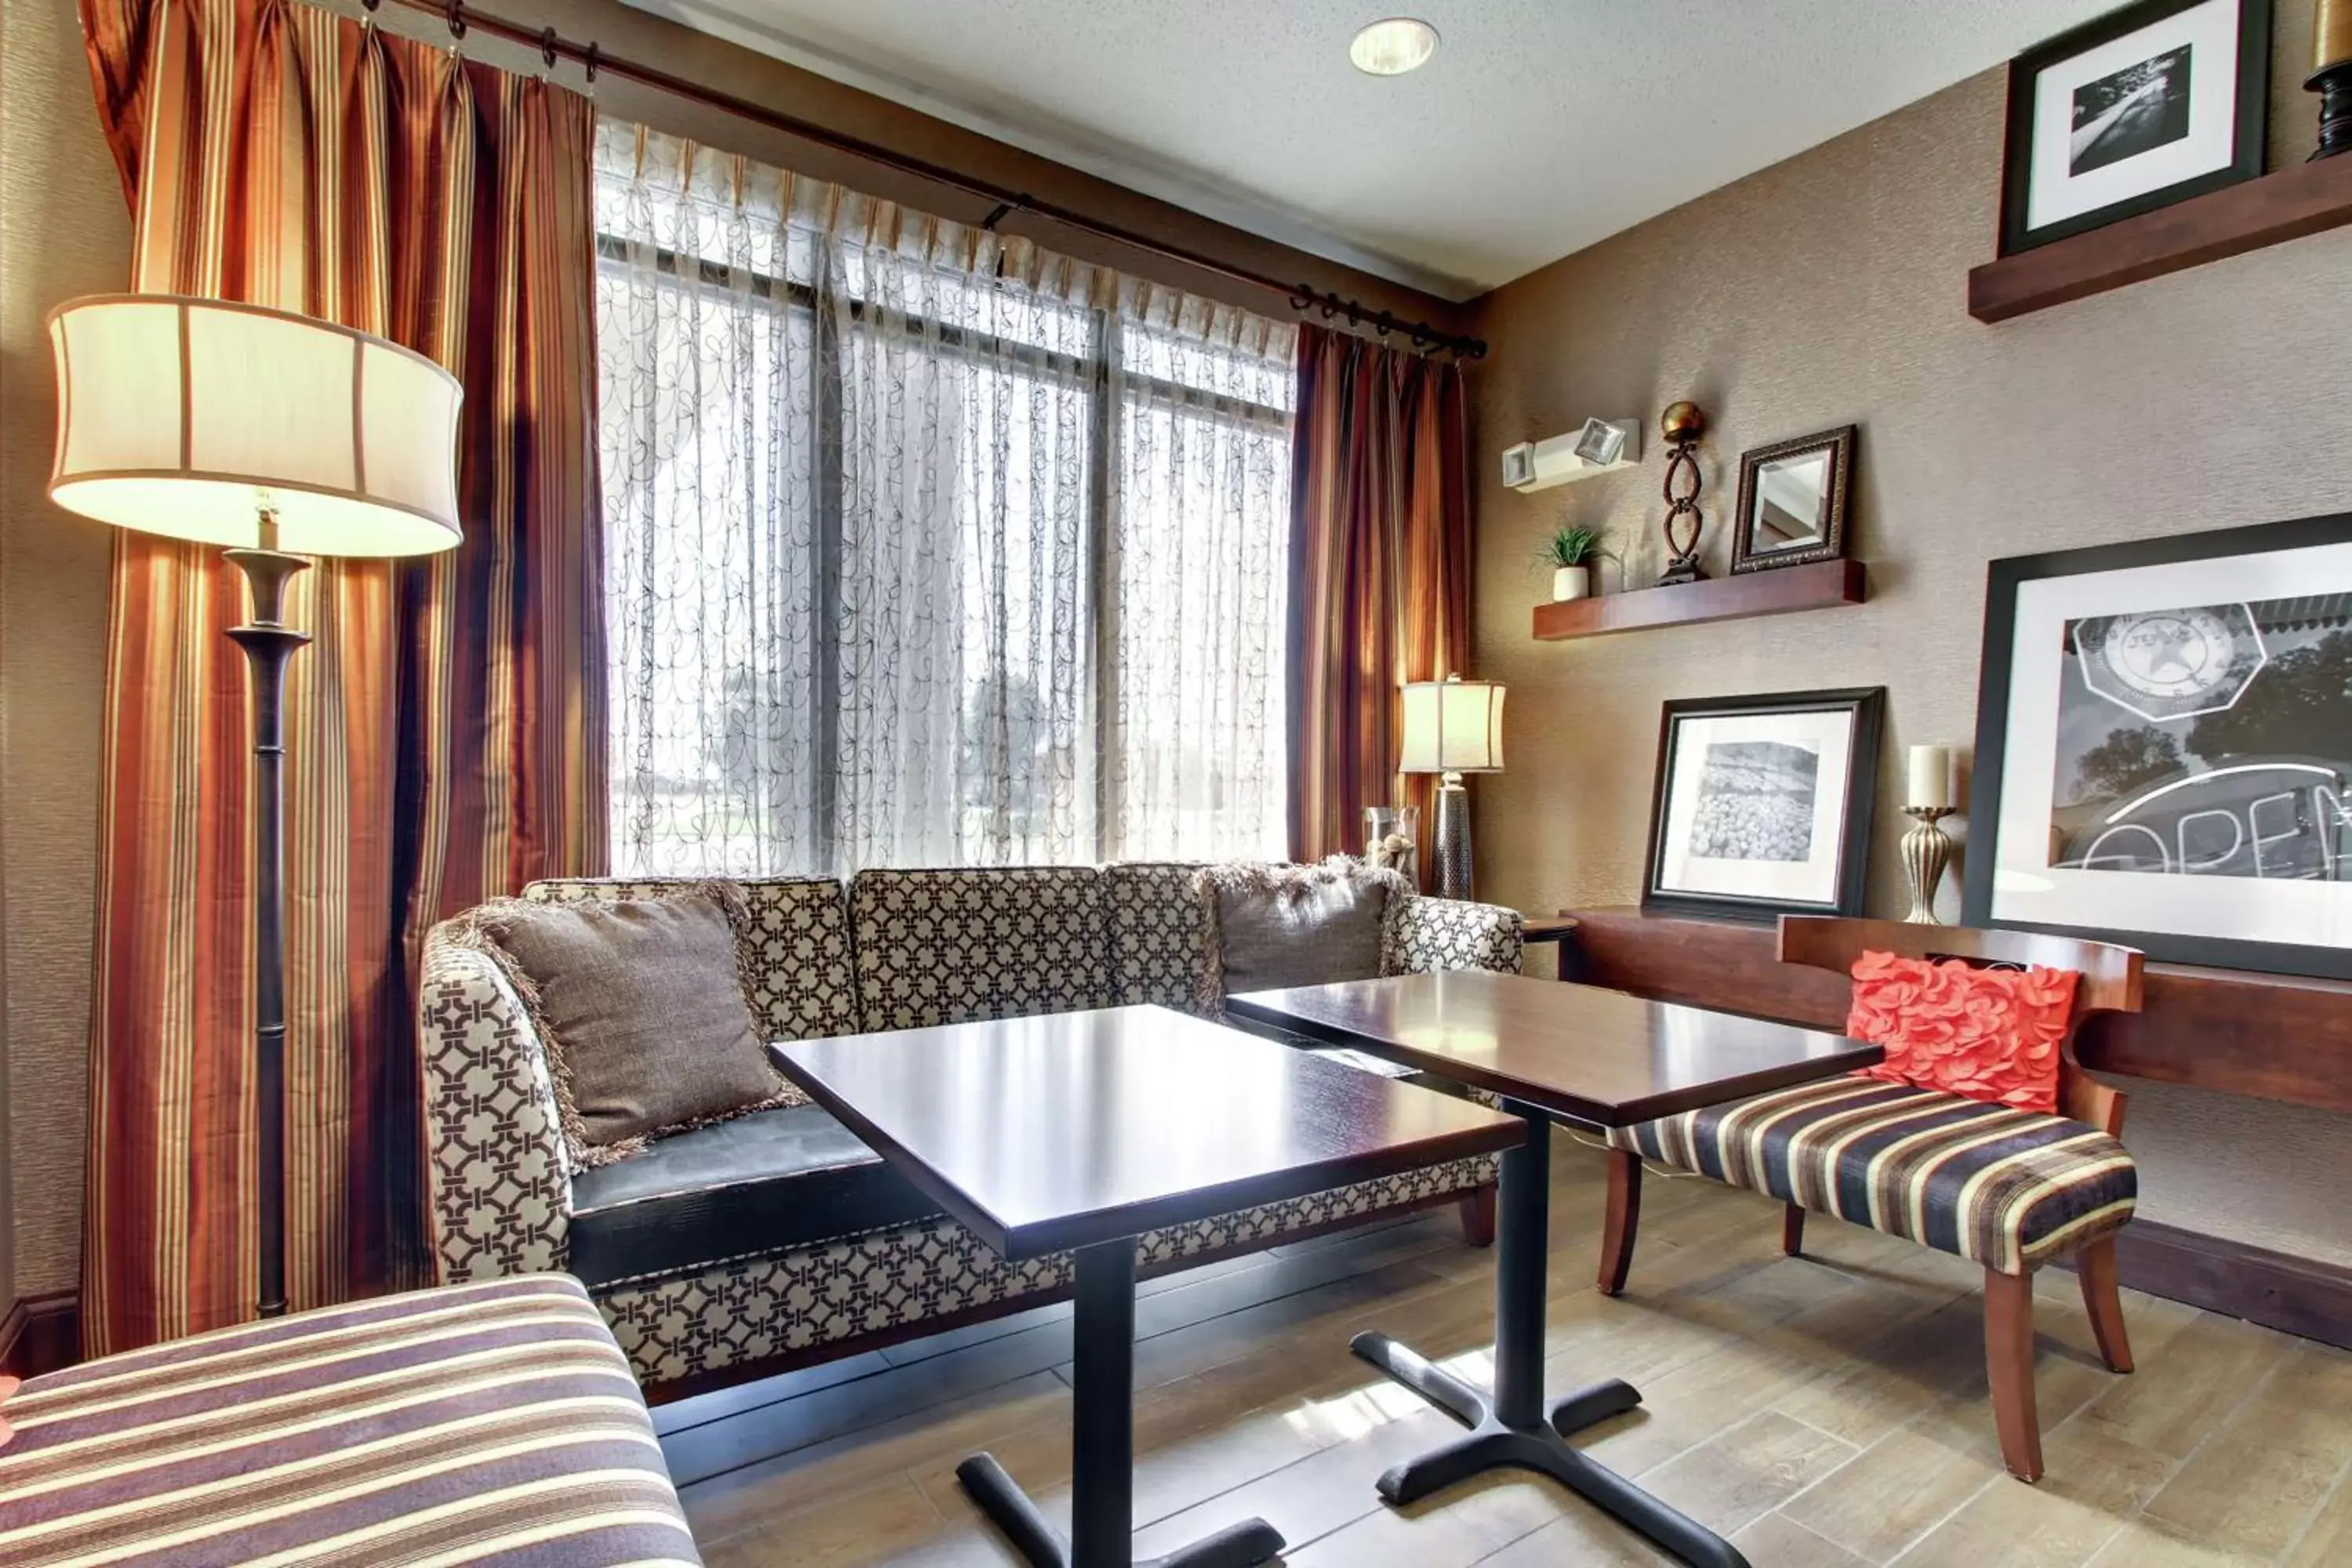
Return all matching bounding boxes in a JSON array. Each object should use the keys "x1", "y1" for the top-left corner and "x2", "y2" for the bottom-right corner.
[
  {"x1": 1997, "y1": 0, "x2": 2270, "y2": 257},
  {"x1": 1730, "y1": 425, "x2": 1857, "y2": 575},
  {"x1": 1962, "y1": 513, "x2": 2352, "y2": 979},
  {"x1": 1641, "y1": 687, "x2": 1886, "y2": 922}
]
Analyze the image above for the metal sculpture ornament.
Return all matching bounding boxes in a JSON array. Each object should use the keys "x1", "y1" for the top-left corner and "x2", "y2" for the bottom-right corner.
[{"x1": 1657, "y1": 401, "x2": 1708, "y2": 586}]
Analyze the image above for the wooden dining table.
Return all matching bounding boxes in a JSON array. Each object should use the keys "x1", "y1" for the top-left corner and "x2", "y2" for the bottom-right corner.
[
  {"x1": 1225, "y1": 970, "x2": 1883, "y2": 1568},
  {"x1": 771, "y1": 1004, "x2": 1523, "y2": 1568}
]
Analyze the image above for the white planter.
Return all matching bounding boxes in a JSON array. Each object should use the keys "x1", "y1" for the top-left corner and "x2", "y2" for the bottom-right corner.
[{"x1": 1552, "y1": 564, "x2": 1592, "y2": 601}]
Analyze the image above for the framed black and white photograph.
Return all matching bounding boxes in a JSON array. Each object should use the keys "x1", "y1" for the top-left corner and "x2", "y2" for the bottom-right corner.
[
  {"x1": 1963, "y1": 513, "x2": 2352, "y2": 978},
  {"x1": 1730, "y1": 426, "x2": 1857, "y2": 574},
  {"x1": 1642, "y1": 688, "x2": 1886, "y2": 921},
  {"x1": 1997, "y1": 0, "x2": 2270, "y2": 256}
]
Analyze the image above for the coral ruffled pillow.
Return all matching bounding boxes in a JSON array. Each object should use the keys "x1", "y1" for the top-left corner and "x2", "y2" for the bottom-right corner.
[{"x1": 1846, "y1": 950, "x2": 2078, "y2": 1115}]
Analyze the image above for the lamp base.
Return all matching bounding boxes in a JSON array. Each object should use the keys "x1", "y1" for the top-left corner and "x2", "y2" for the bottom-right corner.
[
  {"x1": 1433, "y1": 776, "x2": 1474, "y2": 902},
  {"x1": 225, "y1": 542, "x2": 312, "y2": 1323}
]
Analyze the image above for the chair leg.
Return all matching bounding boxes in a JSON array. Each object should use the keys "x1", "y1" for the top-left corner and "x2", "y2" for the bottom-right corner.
[
  {"x1": 1781, "y1": 1203, "x2": 1806, "y2": 1257},
  {"x1": 1984, "y1": 1266, "x2": 2043, "y2": 1483},
  {"x1": 1598, "y1": 1148, "x2": 1642, "y2": 1296},
  {"x1": 2076, "y1": 1236, "x2": 2133, "y2": 1374},
  {"x1": 1457, "y1": 1185, "x2": 1497, "y2": 1248}
]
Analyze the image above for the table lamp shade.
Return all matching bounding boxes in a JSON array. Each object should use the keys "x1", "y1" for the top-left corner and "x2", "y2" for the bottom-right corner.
[
  {"x1": 48, "y1": 295, "x2": 463, "y2": 557},
  {"x1": 1399, "y1": 677, "x2": 1504, "y2": 774}
]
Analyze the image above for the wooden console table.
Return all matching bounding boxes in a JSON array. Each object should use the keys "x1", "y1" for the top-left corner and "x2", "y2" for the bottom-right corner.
[{"x1": 1563, "y1": 906, "x2": 2352, "y2": 1116}]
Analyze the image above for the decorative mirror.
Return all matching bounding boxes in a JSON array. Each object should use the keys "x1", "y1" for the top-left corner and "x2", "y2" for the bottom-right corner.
[{"x1": 1730, "y1": 425, "x2": 1857, "y2": 574}]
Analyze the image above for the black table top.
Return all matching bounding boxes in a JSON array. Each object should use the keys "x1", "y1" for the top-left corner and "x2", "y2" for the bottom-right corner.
[
  {"x1": 769, "y1": 1005, "x2": 1524, "y2": 1261},
  {"x1": 1225, "y1": 971, "x2": 1882, "y2": 1128}
]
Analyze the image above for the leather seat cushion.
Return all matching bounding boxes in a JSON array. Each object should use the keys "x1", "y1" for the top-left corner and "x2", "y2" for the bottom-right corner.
[{"x1": 568, "y1": 1102, "x2": 940, "y2": 1287}]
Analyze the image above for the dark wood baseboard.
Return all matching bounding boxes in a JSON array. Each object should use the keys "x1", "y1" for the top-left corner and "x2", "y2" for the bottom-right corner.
[
  {"x1": 0, "y1": 1290, "x2": 81, "y2": 1379},
  {"x1": 2056, "y1": 1221, "x2": 2352, "y2": 1352}
]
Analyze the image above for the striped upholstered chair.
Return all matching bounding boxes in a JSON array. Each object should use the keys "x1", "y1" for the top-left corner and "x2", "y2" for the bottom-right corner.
[{"x1": 1598, "y1": 916, "x2": 2143, "y2": 1483}]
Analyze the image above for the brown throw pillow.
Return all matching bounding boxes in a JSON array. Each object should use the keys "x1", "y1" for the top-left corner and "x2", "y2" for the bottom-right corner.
[
  {"x1": 1193, "y1": 858, "x2": 1410, "y2": 1004},
  {"x1": 455, "y1": 886, "x2": 801, "y2": 1167}
]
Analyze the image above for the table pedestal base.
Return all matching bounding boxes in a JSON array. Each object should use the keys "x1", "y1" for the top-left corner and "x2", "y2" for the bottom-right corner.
[
  {"x1": 959, "y1": 1237, "x2": 1285, "y2": 1568},
  {"x1": 1350, "y1": 1334, "x2": 1744, "y2": 1566},
  {"x1": 1348, "y1": 1111, "x2": 1751, "y2": 1568},
  {"x1": 956, "y1": 1456, "x2": 1283, "y2": 1568}
]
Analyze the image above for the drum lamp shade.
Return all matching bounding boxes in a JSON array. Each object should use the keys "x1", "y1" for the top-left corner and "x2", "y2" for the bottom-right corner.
[
  {"x1": 1399, "y1": 677, "x2": 1505, "y2": 774},
  {"x1": 47, "y1": 294, "x2": 463, "y2": 557}
]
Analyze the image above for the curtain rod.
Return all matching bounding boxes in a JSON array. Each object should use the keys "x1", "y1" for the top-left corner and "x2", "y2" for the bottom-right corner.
[{"x1": 365, "y1": 0, "x2": 1486, "y2": 359}]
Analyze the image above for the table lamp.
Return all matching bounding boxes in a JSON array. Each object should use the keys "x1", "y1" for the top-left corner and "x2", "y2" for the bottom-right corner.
[
  {"x1": 1399, "y1": 674, "x2": 1504, "y2": 900},
  {"x1": 49, "y1": 294, "x2": 463, "y2": 1320}
]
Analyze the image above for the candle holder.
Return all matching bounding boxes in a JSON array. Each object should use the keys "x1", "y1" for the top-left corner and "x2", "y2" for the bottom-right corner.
[
  {"x1": 1901, "y1": 806, "x2": 1957, "y2": 925},
  {"x1": 2315, "y1": 0, "x2": 2352, "y2": 159},
  {"x1": 2316, "y1": 60, "x2": 2352, "y2": 159}
]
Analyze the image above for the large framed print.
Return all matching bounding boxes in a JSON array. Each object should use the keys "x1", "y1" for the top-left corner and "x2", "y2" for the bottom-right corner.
[
  {"x1": 1997, "y1": 0, "x2": 2270, "y2": 256},
  {"x1": 1964, "y1": 514, "x2": 2352, "y2": 978},
  {"x1": 1642, "y1": 688, "x2": 1886, "y2": 922}
]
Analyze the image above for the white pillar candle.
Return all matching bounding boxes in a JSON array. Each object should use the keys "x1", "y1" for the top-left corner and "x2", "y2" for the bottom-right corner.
[{"x1": 1907, "y1": 744, "x2": 1955, "y2": 810}]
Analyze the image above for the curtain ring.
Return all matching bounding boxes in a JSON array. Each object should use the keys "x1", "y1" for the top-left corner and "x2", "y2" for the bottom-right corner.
[
  {"x1": 445, "y1": 0, "x2": 466, "y2": 39},
  {"x1": 539, "y1": 26, "x2": 559, "y2": 70},
  {"x1": 584, "y1": 42, "x2": 601, "y2": 84}
]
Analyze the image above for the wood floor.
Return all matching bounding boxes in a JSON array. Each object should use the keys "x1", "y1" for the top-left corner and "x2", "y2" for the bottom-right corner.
[{"x1": 661, "y1": 1135, "x2": 2352, "y2": 1567}]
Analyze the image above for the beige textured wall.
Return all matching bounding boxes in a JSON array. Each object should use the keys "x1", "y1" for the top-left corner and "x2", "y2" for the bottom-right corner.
[
  {"x1": 0, "y1": 0, "x2": 125, "y2": 1304},
  {"x1": 1466, "y1": 4, "x2": 2352, "y2": 1263}
]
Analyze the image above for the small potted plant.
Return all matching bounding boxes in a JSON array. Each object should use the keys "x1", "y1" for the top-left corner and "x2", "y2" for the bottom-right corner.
[{"x1": 1537, "y1": 523, "x2": 1605, "y2": 602}]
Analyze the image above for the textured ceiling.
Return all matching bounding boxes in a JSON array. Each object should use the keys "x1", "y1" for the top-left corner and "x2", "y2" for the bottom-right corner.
[{"x1": 622, "y1": 0, "x2": 2121, "y2": 299}]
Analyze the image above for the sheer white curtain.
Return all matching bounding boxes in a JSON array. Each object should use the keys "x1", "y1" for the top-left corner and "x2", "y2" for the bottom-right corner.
[
  {"x1": 1105, "y1": 305, "x2": 1291, "y2": 861},
  {"x1": 595, "y1": 123, "x2": 1290, "y2": 878}
]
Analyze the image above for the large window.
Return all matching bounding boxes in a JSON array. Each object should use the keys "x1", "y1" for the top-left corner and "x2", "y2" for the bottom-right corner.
[{"x1": 594, "y1": 125, "x2": 1292, "y2": 878}]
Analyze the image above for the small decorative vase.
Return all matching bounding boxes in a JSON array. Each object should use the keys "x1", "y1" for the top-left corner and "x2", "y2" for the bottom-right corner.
[
  {"x1": 1552, "y1": 564, "x2": 1592, "y2": 602},
  {"x1": 1363, "y1": 805, "x2": 1421, "y2": 886}
]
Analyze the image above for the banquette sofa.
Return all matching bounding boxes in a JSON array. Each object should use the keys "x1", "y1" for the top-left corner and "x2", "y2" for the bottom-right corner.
[{"x1": 418, "y1": 862, "x2": 1522, "y2": 1396}]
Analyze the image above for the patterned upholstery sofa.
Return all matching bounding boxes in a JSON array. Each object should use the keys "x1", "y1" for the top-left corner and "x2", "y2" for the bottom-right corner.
[{"x1": 419, "y1": 863, "x2": 1522, "y2": 1397}]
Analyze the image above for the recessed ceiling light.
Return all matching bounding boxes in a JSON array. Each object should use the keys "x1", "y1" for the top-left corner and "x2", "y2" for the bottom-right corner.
[{"x1": 1349, "y1": 17, "x2": 1439, "y2": 77}]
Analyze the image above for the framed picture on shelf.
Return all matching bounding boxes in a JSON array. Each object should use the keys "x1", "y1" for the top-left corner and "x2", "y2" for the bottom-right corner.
[
  {"x1": 1963, "y1": 513, "x2": 2352, "y2": 979},
  {"x1": 1641, "y1": 688, "x2": 1886, "y2": 921},
  {"x1": 1997, "y1": 0, "x2": 2270, "y2": 256},
  {"x1": 1730, "y1": 425, "x2": 1857, "y2": 575}
]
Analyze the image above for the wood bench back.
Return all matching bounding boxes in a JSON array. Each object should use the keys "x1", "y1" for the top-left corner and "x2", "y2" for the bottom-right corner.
[{"x1": 1777, "y1": 916, "x2": 2144, "y2": 1136}]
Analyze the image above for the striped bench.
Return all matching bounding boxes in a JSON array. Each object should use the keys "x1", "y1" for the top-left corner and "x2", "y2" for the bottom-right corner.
[
  {"x1": 1607, "y1": 1076, "x2": 2137, "y2": 1278},
  {"x1": 1593, "y1": 915, "x2": 2147, "y2": 1486},
  {"x1": 0, "y1": 1275, "x2": 700, "y2": 1566}
]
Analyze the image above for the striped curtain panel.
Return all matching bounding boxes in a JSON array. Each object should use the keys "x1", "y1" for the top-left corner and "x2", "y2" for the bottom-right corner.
[
  {"x1": 1286, "y1": 322, "x2": 1472, "y2": 875},
  {"x1": 76, "y1": 0, "x2": 606, "y2": 1355}
]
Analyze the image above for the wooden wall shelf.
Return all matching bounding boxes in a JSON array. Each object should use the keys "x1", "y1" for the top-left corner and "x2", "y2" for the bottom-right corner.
[
  {"x1": 1563, "y1": 905, "x2": 2352, "y2": 1116},
  {"x1": 1969, "y1": 153, "x2": 2352, "y2": 323},
  {"x1": 1531, "y1": 557, "x2": 1865, "y2": 641}
]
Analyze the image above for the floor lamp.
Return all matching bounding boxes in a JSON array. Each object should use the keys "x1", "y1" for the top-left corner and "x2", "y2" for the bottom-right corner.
[
  {"x1": 1399, "y1": 674, "x2": 1506, "y2": 902},
  {"x1": 48, "y1": 295, "x2": 463, "y2": 1320}
]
